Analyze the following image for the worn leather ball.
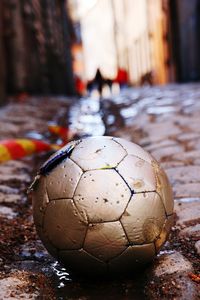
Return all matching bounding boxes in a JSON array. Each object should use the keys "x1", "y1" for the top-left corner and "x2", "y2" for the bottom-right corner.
[{"x1": 31, "y1": 136, "x2": 174, "y2": 275}]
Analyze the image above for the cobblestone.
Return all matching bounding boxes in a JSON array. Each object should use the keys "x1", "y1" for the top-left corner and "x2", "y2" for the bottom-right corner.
[
  {"x1": 173, "y1": 183, "x2": 200, "y2": 198},
  {"x1": 0, "y1": 86, "x2": 200, "y2": 299},
  {"x1": 146, "y1": 251, "x2": 199, "y2": 299},
  {"x1": 0, "y1": 274, "x2": 39, "y2": 300},
  {"x1": 106, "y1": 84, "x2": 200, "y2": 298},
  {"x1": 175, "y1": 200, "x2": 200, "y2": 226},
  {"x1": 179, "y1": 224, "x2": 200, "y2": 238},
  {"x1": 152, "y1": 251, "x2": 193, "y2": 277},
  {"x1": 195, "y1": 241, "x2": 200, "y2": 255}
]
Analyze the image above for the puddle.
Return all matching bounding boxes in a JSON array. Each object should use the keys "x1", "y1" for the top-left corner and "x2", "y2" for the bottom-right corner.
[
  {"x1": 51, "y1": 262, "x2": 72, "y2": 288},
  {"x1": 69, "y1": 97, "x2": 105, "y2": 137},
  {"x1": 99, "y1": 89, "x2": 186, "y2": 127},
  {"x1": 175, "y1": 197, "x2": 200, "y2": 203},
  {"x1": 158, "y1": 249, "x2": 175, "y2": 256},
  {"x1": 49, "y1": 262, "x2": 147, "y2": 300},
  {"x1": 146, "y1": 106, "x2": 177, "y2": 115},
  {"x1": 120, "y1": 106, "x2": 139, "y2": 119},
  {"x1": 25, "y1": 131, "x2": 46, "y2": 140}
]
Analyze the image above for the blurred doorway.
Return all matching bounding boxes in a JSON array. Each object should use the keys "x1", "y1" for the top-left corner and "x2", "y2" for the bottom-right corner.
[{"x1": 169, "y1": 0, "x2": 200, "y2": 82}]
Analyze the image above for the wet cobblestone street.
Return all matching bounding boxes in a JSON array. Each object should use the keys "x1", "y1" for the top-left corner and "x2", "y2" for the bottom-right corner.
[{"x1": 0, "y1": 84, "x2": 200, "y2": 299}]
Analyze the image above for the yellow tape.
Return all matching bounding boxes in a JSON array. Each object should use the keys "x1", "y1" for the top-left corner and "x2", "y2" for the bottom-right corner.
[
  {"x1": 16, "y1": 139, "x2": 36, "y2": 155},
  {"x1": 51, "y1": 144, "x2": 61, "y2": 150},
  {"x1": 49, "y1": 125, "x2": 60, "y2": 134},
  {"x1": 0, "y1": 144, "x2": 12, "y2": 162}
]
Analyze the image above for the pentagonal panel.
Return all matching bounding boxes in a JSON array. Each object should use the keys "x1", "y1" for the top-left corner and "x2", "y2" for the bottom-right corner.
[
  {"x1": 59, "y1": 248, "x2": 107, "y2": 274},
  {"x1": 155, "y1": 214, "x2": 174, "y2": 252},
  {"x1": 74, "y1": 169, "x2": 131, "y2": 223},
  {"x1": 43, "y1": 199, "x2": 87, "y2": 250},
  {"x1": 84, "y1": 221, "x2": 128, "y2": 262},
  {"x1": 36, "y1": 225, "x2": 58, "y2": 258},
  {"x1": 70, "y1": 136, "x2": 126, "y2": 171},
  {"x1": 117, "y1": 155, "x2": 156, "y2": 192},
  {"x1": 121, "y1": 192, "x2": 166, "y2": 244},
  {"x1": 46, "y1": 158, "x2": 82, "y2": 200},
  {"x1": 109, "y1": 244, "x2": 155, "y2": 273},
  {"x1": 113, "y1": 138, "x2": 153, "y2": 164},
  {"x1": 32, "y1": 175, "x2": 49, "y2": 227},
  {"x1": 152, "y1": 161, "x2": 174, "y2": 215}
]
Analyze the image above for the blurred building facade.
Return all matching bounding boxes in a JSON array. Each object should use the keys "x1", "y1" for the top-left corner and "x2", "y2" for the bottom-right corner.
[
  {"x1": 68, "y1": 0, "x2": 170, "y2": 84},
  {"x1": 0, "y1": 0, "x2": 75, "y2": 105},
  {"x1": 1, "y1": 0, "x2": 200, "y2": 104},
  {"x1": 69, "y1": 0, "x2": 200, "y2": 86},
  {"x1": 170, "y1": 0, "x2": 200, "y2": 82},
  {"x1": 0, "y1": 1, "x2": 6, "y2": 105}
]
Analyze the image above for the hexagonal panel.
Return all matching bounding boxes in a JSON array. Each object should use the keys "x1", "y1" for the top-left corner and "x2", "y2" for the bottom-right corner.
[
  {"x1": 84, "y1": 221, "x2": 128, "y2": 262},
  {"x1": 43, "y1": 199, "x2": 87, "y2": 250},
  {"x1": 32, "y1": 175, "x2": 49, "y2": 227},
  {"x1": 109, "y1": 244, "x2": 155, "y2": 273},
  {"x1": 73, "y1": 169, "x2": 131, "y2": 223},
  {"x1": 121, "y1": 192, "x2": 166, "y2": 244},
  {"x1": 45, "y1": 158, "x2": 82, "y2": 200},
  {"x1": 113, "y1": 138, "x2": 153, "y2": 164},
  {"x1": 59, "y1": 248, "x2": 107, "y2": 274},
  {"x1": 117, "y1": 155, "x2": 156, "y2": 192},
  {"x1": 155, "y1": 214, "x2": 174, "y2": 252},
  {"x1": 70, "y1": 136, "x2": 126, "y2": 171},
  {"x1": 152, "y1": 161, "x2": 174, "y2": 215},
  {"x1": 36, "y1": 225, "x2": 58, "y2": 258}
]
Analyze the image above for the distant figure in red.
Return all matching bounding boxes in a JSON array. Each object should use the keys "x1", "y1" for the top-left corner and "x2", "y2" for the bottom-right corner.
[
  {"x1": 115, "y1": 68, "x2": 128, "y2": 89},
  {"x1": 75, "y1": 75, "x2": 85, "y2": 96}
]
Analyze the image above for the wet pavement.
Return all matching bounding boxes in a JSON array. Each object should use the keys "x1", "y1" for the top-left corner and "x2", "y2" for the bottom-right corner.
[{"x1": 0, "y1": 84, "x2": 200, "y2": 299}]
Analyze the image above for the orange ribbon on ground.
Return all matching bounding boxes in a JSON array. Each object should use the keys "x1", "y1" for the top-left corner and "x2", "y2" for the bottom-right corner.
[
  {"x1": 48, "y1": 124, "x2": 75, "y2": 143},
  {"x1": 0, "y1": 125, "x2": 75, "y2": 163},
  {"x1": 0, "y1": 139, "x2": 60, "y2": 163}
]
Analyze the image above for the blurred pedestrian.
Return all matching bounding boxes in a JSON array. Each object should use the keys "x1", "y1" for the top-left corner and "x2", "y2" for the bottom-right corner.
[
  {"x1": 114, "y1": 68, "x2": 128, "y2": 89},
  {"x1": 75, "y1": 75, "x2": 85, "y2": 96},
  {"x1": 87, "y1": 68, "x2": 113, "y2": 96}
]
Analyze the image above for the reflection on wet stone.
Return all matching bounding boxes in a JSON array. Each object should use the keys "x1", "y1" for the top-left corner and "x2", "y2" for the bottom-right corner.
[{"x1": 1, "y1": 84, "x2": 200, "y2": 299}]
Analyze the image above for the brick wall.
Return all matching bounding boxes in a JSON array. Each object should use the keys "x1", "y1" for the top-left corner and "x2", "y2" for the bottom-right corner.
[{"x1": 1, "y1": 0, "x2": 75, "y2": 96}]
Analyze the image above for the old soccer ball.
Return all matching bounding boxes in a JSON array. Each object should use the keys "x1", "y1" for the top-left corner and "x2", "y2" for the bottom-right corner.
[{"x1": 31, "y1": 136, "x2": 174, "y2": 275}]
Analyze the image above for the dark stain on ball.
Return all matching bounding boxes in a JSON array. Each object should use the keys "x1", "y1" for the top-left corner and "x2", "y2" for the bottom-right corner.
[
  {"x1": 39, "y1": 145, "x2": 75, "y2": 175},
  {"x1": 143, "y1": 218, "x2": 161, "y2": 242}
]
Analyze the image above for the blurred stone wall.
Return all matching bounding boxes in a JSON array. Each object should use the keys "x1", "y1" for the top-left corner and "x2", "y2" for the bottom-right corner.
[
  {"x1": 171, "y1": 0, "x2": 200, "y2": 82},
  {"x1": 0, "y1": 1, "x2": 6, "y2": 105},
  {"x1": 1, "y1": 0, "x2": 75, "y2": 96}
]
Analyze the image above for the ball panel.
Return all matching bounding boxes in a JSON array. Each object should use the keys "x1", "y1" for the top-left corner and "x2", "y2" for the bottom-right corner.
[
  {"x1": 70, "y1": 136, "x2": 127, "y2": 171},
  {"x1": 46, "y1": 158, "x2": 82, "y2": 200},
  {"x1": 152, "y1": 161, "x2": 174, "y2": 215},
  {"x1": 83, "y1": 221, "x2": 128, "y2": 262},
  {"x1": 113, "y1": 138, "x2": 153, "y2": 164},
  {"x1": 73, "y1": 169, "x2": 131, "y2": 223},
  {"x1": 59, "y1": 248, "x2": 107, "y2": 274},
  {"x1": 109, "y1": 243, "x2": 155, "y2": 273},
  {"x1": 32, "y1": 175, "x2": 49, "y2": 227},
  {"x1": 43, "y1": 199, "x2": 87, "y2": 250},
  {"x1": 155, "y1": 214, "x2": 174, "y2": 252},
  {"x1": 117, "y1": 155, "x2": 156, "y2": 192},
  {"x1": 36, "y1": 225, "x2": 58, "y2": 258},
  {"x1": 121, "y1": 192, "x2": 166, "y2": 244}
]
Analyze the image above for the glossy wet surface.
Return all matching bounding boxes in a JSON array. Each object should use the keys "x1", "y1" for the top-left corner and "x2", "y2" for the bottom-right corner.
[{"x1": 0, "y1": 85, "x2": 200, "y2": 299}]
